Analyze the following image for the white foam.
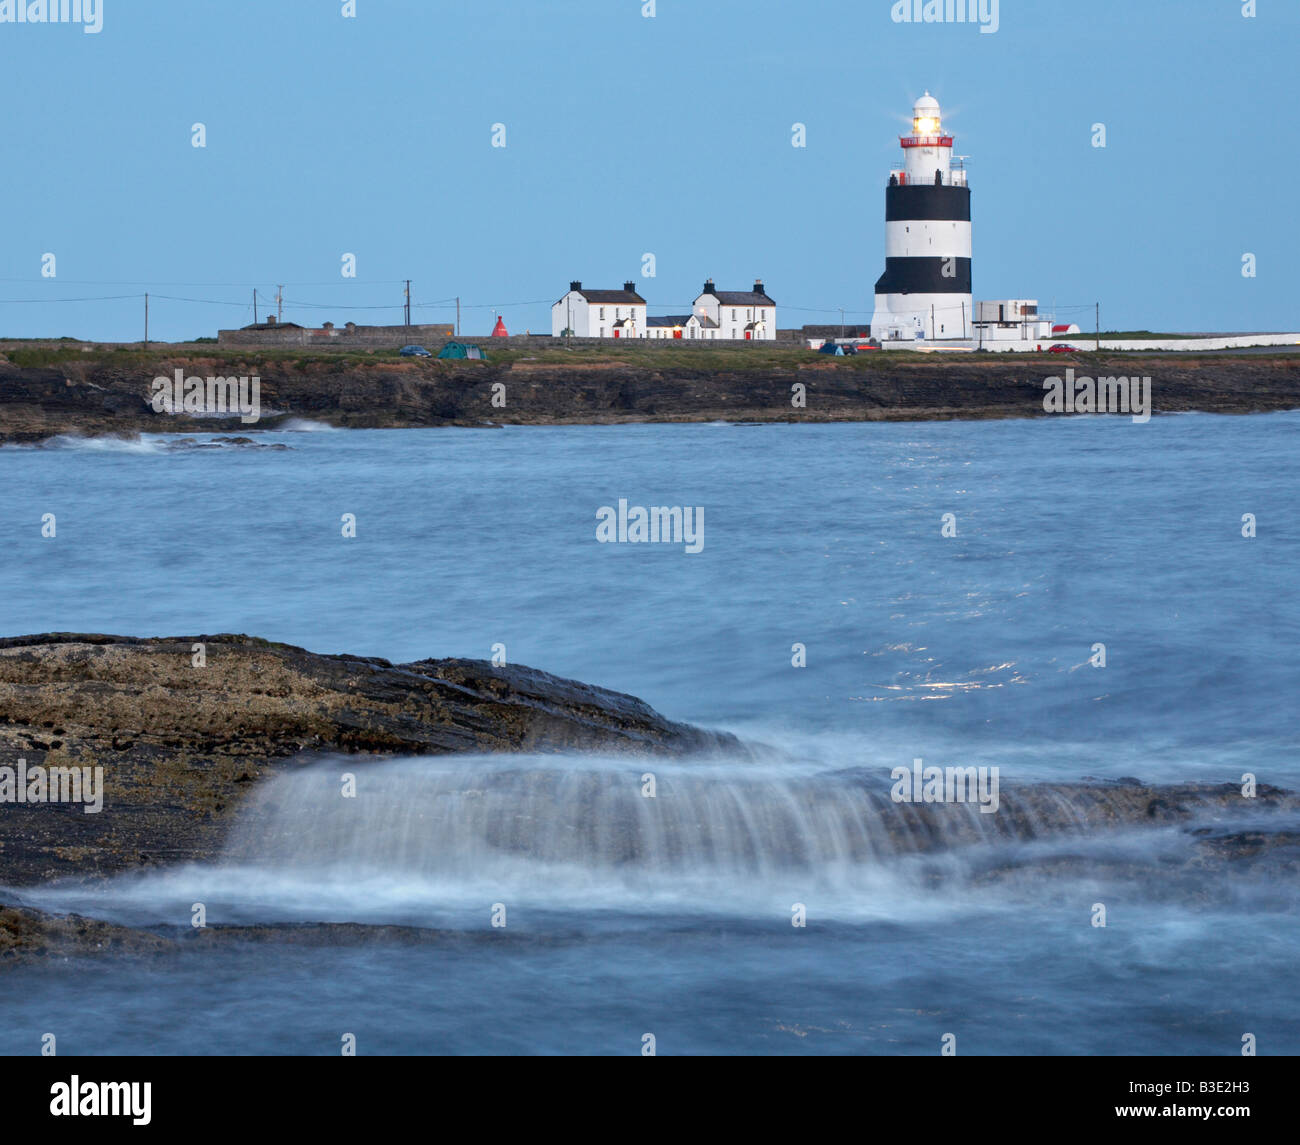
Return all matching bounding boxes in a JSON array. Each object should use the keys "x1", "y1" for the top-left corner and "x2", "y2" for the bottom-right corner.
[
  {"x1": 35, "y1": 434, "x2": 168, "y2": 455},
  {"x1": 15, "y1": 751, "x2": 1270, "y2": 929},
  {"x1": 274, "y1": 418, "x2": 341, "y2": 433}
]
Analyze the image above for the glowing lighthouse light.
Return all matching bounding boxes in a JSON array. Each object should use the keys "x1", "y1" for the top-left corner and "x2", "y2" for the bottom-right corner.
[
  {"x1": 912, "y1": 98, "x2": 941, "y2": 137},
  {"x1": 870, "y1": 92, "x2": 973, "y2": 343}
]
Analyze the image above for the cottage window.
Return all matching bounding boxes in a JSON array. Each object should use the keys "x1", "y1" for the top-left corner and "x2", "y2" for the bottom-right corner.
[{"x1": 600, "y1": 307, "x2": 606, "y2": 320}]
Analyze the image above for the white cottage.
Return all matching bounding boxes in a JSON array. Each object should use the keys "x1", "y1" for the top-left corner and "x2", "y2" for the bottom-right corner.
[
  {"x1": 692, "y1": 279, "x2": 777, "y2": 341},
  {"x1": 551, "y1": 281, "x2": 647, "y2": 339}
]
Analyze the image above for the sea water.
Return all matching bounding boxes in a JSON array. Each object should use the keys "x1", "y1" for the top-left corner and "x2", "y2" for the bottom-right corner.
[{"x1": 0, "y1": 416, "x2": 1297, "y2": 1055}]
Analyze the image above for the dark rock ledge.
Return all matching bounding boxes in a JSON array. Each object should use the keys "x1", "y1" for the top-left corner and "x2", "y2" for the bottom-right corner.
[{"x1": 0, "y1": 633, "x2": 741, "y2": 887}]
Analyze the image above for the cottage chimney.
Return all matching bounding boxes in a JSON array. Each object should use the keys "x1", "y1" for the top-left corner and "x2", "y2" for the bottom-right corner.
[
  {"x1": 266, "y1": 315, "x2": 277, "y2": 326},
  {"x1": 754, "y1": 279, "x2": 766, "y2": 296},
  {"x1": 703, "y1": 279, "x2": 716, "y2": 295},
  {"x1": 623, "y1": 281, "x2": 636, "y2": 293},
  {"x1": 570, "y1": 281, "x2": 582, "y2": 292}
]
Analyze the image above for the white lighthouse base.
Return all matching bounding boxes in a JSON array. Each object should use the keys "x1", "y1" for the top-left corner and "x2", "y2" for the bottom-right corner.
[{"x1": 871, "y1": 292, "x2": 973, "y2": 342}]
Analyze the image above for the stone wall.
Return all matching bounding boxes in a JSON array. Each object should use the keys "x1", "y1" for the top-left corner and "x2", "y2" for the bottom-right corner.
[
  {"x1": 796, "y1": 324, "x2": 872, "y2": 341},
  {"x1": 211, "y1": 324, "x2": 885, "y2": 352},
  {"x1": 481, "y1": 334, "x2": 803, "y2": 350},
  {"x1": 218, "y1": 326, "x2": 827, "y2": 351},
  {"x1": 217, "y1": 322, "x2": 454, "y2": 348}
]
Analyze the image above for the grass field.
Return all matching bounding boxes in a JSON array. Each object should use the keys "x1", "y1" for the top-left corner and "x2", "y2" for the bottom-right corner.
[{"x1": 3, "y1": 338, "x2": 1297, "y2": 373}]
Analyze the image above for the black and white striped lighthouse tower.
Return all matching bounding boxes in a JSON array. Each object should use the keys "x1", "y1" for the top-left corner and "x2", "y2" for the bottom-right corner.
[{"x1": 870, "y1": 92, "x2": 972, "y2": 342}]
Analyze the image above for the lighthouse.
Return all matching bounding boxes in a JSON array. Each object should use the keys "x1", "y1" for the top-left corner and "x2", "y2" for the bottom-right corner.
[{"x1": 870, "y1": 92, "x2": 972, "y2": 342}]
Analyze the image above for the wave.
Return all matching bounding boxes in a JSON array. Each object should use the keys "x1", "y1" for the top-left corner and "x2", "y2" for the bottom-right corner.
[
  {"x1": 8, "y1": 432, "x2": 300, "y2": 455},
  {"x1": 31, "y1": 434, "x2": 168, "y2": 454},
  {"x1": 18, "y1": 753, "x2": 1295, "y2": 928},
  {"x1": 273, "y1": 418, "x2": 342, "y2": 433}
]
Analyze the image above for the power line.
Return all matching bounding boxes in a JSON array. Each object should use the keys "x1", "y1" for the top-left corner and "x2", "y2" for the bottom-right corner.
[
  {"x1": 279, "y1": 298, "x2": 406, "y2": 311},
  {"x1": 428, "y1": 298, "x2": 553, "y2": 310},
  {"x1": 151, "y1": 294, "x2": 258, "y2": 307},
  {"x1": 0, "y1": 292, "x2": 1079, "y2": 329},
  {"x1": 0, "y1": 293, "x2": 143, "y2": 304},
  {"x1": 0, "y1": 277, "x2": 412, "y2": 288}
]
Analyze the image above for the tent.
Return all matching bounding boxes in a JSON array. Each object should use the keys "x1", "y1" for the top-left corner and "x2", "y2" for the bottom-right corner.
[
  {"x1": 490, "y1": 315, "x2": 509, "y2": 337},
  {"x1": 438, "y1": 342, "x2": 487, "y2": 360},
  {"x1": 818, "y1": 342, "x2": 847, "y2": 355}
]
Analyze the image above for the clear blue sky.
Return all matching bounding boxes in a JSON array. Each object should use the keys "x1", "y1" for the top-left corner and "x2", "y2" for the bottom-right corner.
[{"x1": 1, "y1": 0, "x2": 1294, "y2": 341}]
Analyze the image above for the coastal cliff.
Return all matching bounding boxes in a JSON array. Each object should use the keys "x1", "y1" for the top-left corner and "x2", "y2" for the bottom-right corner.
[{"x1": 2, "y1": 346, "x2": 1299, "y2": 443}]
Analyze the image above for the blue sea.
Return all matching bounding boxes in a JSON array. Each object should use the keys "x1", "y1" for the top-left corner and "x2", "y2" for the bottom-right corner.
[{"x1": 1, "y1": 414, "x2": 1298, "y2": 1055}]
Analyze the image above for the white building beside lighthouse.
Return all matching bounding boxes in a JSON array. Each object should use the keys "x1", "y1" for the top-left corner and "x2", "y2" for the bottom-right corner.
[
  {"x1": 693, "y1": 279, "x2": 777, "y2": 340},
  {"x1": 871, "y1": 93, "x2": 973, "y2": 342},
  {"x1": 551, "y1": 281, "x2": 647, "y2": 338}
]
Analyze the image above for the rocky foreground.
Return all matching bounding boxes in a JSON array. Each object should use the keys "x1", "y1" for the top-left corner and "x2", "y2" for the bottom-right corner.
[
  {"x1": 0, "y1": 633, "x2": 740, "y2": 887},
  {"x1": 3, "y1": 348, "x2": 1300, "y2": 443},
  {"x1": 1, "y1": 632, "x2": 1297, "y2": 965}
]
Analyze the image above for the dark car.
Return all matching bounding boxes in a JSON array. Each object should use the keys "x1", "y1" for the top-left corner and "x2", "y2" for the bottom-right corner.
[
  {"x1": 399, "y1": 345, "x2": 432, "y2": 357},
  {"x1": 1048, "y1": 343, "x2": 1079, "y2": 354}
]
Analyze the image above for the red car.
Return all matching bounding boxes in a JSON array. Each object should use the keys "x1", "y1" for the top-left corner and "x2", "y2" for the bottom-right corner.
[{"x1": 1048, "y1": 343, "x2": 1079, "y2": 353}]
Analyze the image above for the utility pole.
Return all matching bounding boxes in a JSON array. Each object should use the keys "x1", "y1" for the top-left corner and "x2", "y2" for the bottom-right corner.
[
  {"x1": 1096, "y1": 302, "x2": 1100, "y2": 351},
  {"x1": 931, "y1": 304, "x2": 936, "y2": 340},
  {"x1": 840, "y1": 307, "x2": 845, "y2": 341},
  {"x1": 404, "y1": 280, "x2": 411, "y2": 328},
  {"x1": 277, "y1": 285, "x2": 283, "y2": 324},
  {"x1": 456, "y1": 296, "x2": 461, "y2": 337},
  {"x1": 144, "y1": 293, "x2": 149, "y2": 348},
  {"x1": 253, "y1": 289, "x2": 258, "y2": 325}
]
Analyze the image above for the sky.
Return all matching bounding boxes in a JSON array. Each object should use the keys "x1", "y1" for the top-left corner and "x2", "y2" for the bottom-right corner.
[{"x1": 0, "y1": 0, "x2": 1295, "y2": 342}]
